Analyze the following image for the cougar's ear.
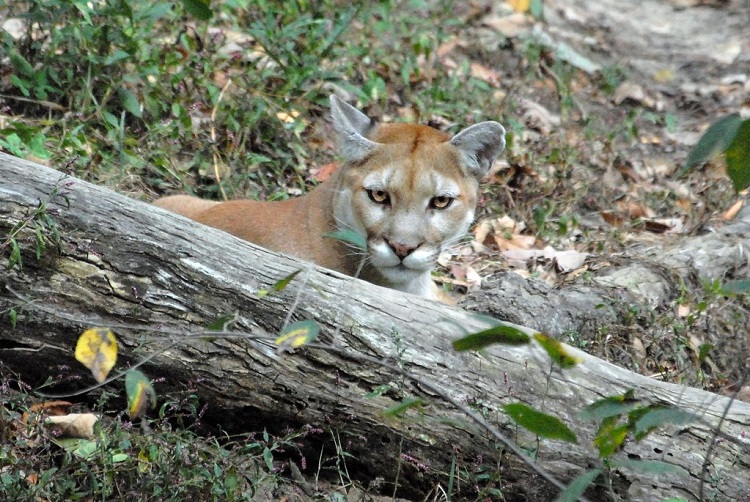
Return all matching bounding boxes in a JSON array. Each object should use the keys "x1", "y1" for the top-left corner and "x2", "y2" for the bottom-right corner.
[
  {"x1": 450, "y1": 121, "x2": 506, "y2": 179},
  {"x1": 330, "y1": 95, "x2": 380, "y2": 162}
]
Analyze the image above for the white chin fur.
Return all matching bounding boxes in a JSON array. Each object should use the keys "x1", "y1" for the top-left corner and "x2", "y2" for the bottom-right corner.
[
  {"x1": 368, "y1": 242, "x2": 435, "y2": 284},
  {"x1": 376, "y1": 264, "x2": 424, "y2": 284}
]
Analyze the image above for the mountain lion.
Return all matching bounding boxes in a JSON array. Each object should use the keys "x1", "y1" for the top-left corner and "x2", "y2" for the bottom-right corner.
[{"x1": 154, "y1": 95, "x2": 506, "y2": 302}]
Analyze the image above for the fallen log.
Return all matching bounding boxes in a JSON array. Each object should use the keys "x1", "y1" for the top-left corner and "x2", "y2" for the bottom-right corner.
[{"x1": 1, "y1": 153, "x2": 749, "y2": 501}]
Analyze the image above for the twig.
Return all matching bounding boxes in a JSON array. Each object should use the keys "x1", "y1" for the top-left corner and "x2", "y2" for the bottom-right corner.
[{"x1": 0, "y1": 93, "x2": 66, "y2": 111}]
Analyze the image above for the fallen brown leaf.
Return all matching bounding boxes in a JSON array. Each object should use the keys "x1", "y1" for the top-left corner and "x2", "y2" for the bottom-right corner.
[
  {"x1": 616, "y1": 201, "x2": 654, "y2": 218},
  {"x1": 722, "y1": 199, "x2": 744, "y2": 220},
  {"x1": 600, "y1": 211, "x2": 624, "y2": 227},
  {"x1": 642, "y1": 217, "x2": 685, "y2": 234}
]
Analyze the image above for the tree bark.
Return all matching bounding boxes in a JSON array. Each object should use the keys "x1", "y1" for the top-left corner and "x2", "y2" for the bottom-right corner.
[{"x1": 1, "y1": 153, "x2": 749, "y2": 501}]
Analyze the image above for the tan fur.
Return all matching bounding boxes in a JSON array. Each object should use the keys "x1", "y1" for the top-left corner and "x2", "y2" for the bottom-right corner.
[
  {"x1": 155, "y1": 185, "x2": 354, "y2": 274},
  {"x1": 154, "y1": 97, "x2": 505, "y2": 302}
]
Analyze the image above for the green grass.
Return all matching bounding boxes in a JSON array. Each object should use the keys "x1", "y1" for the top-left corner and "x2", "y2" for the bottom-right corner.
[
  {"x1": 0, "y1": 0, "x2": 504, "y2": 202},
  {"x1": 0, "y1": 385, "x2": 301, "y2": 500}
]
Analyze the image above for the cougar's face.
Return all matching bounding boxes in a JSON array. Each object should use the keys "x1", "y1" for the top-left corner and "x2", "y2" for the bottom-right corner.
[{"x1": 333, "y1": 125, "x2": 479, "y2": 286}]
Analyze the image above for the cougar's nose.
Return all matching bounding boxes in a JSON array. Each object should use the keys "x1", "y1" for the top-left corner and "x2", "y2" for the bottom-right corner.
[{"x1": 386, "y1": 239, "x2": 417, "y2": 259}]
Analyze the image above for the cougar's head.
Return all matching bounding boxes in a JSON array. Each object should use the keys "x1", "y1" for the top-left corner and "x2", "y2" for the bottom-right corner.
[{"x1": 329, "y1": 95, "x2": 506, "y2": 289}]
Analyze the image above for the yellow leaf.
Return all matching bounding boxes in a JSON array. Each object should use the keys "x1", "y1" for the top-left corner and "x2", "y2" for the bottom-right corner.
[
  {"x1": 508, "y1": 0, "x2": 531, "y2": 12},
  {"x1": 276, "y1": 110, "x2": 300, "y2": 123},
  {"x1": 275, "y1": 320, "x2": 320, "y2": 351},
  {"x1": 75, "y1": 328, "x2": 118, "y2": 383},
  {"x1": 138, "y1": 449, "x2": 151, "y2": 473}
]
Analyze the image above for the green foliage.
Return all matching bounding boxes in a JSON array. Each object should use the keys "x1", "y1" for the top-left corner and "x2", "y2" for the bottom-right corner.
[
  {"x1": 564, "y1": 391, "x2": 696, "y2": 495},
  {"x1": 0, "y1": 385, "x2": 293, "y2": 501},
  {"x1": 275, "y1": 320, "x2": 320, "y2": 349},
  {"x1": 1, "y1": 0, "x2": 507, "y2": 205},
  {"x1": 725, "y1": 120, "x2": 750, "y2": 191},
  {"x1": 205, "y1": 312, "x2": 239, "y2": 331},
  {"x1": 324, "y1": 229, "x2": 368, "y2": 250},
  {"x1": 182, "y1": 0, "x2": 213, "y2": 20},
  {"x1": 452, "y1": 323, "x2": 531, "y2": 351},
  {"x1": 682, "y1": 113, "x2": 750, "y2": 191},
  {"x1": 257, "y1": 269, "x2": 302, "y2": 298},
  {"x1": 587, "y1": 398, "x2": 695, "y2": 456},
  {"x1": 502, "y1": 403, "x2": 577, "y2": 443},
  {"x1": 383, "y1": 397, "x2": 426, "y2": 417},
  {"x1": 683, "y1": 114, "x2": 742, "y2": 170},
  {"x1": 125, "y1": 369, "x2": 157, "y2": 418},
  {"x1": 555, "y1": 468, "x2": 602, "y2": 502},
  {"x1": 2, "y1": 182, "x2": 63, "y2": 271},
  {"x1": 533, "y1": 333, "x2": 582, "y2": 368},
  {"x1": 719, "y1": 278, "x2": 750, "y2": 296},
  {"x1": 8, "y1": 308, "x2": 18, "y2": 328}
]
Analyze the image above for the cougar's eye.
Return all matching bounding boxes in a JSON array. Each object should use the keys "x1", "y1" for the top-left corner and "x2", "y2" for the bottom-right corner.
[
  {"x1": 429, "y1": 196, "x2": 454, "y2": 210},
  {"x1": 366, "y1": 189, "x2": 390, "y2": 205}
]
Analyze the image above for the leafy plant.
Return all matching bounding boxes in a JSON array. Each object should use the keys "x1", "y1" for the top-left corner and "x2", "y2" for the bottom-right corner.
[
  {"x1": 681, "y1": 113, "x2": 750, "y2": 191},
  {"x1": 2, "y1": 179, "x2": 65, "y2": 270},
  {"x1": 558, "y1": 390, "x2": 694, "y2": 497}
]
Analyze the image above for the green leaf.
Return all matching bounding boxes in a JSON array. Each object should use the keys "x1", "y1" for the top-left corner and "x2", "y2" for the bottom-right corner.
[
  {"x1": 182, "y1": 0, "x2": 213, "y2": 20},
  {"x1": 593, "y1": 417, "x2": 628, "y2": 458},
  {"x1": 383, "y1": 397, "x2": 425, "y2": 417},
  {"x1": 102, "y1": 111, "x2": 120, "y2": 129},
  {"x1": 632, "y1": 407, "x2": 696, "y2": 440},
  {"x1": 104, "y1": 50, "x2": 130, "y2": 66},
  {"x1": 118, "y1": 88, "x2": 142, "y2": 118},
  {"x1": 9, "y1": 308, "x2": 17, "y2": 328},
  {"x1": 555, "y1": 468, "x2": 602, "y2": 502},
  {"x1": 205, "y1": 313, "x2": 238, "y2": 331},
  {"x1": 697, "y1": 343, "x2": 713, "y2": 362},
  {"x1": 275, "y1": 320, "x2": 319, "y2": 349},
  {"x1": 9, "y1": 75, "x2": 30, "y2": 97},
  {"x1": 580, "y1": 390, "x2": 638, "y2": 421},
  {"x1": 125, "y1": 369, "x2": 156, "y2": 419},
  {"x1": 719, "y1": 279, "x2": 750, "y2": 296},
  {"x1": 609, "y1": 458, "x2": 688, "y2": 476},
  {"x1": 582, "y1": 400, "x2": 641, "y2": 421},
  {"x1": 452, "y1": 324, "x2": 531, "y2": 351},
  {"x1": 534, "y1": 333, "x2": 582, "y2": 368},
  {"x1": 262, "y1": 447, "x2": 273, "y2": 471},
  {"x1": 257, "y1": 269, "x2": 302, "y2": 298},
  {"x1": 72, "y1": 439, "x2": 99, "y2": 459},
  {"x1": 8, "y1": 239, "x2": 21, "y2": 270},
  {"x1": 682, "y1": 114, "x2": 742, "y2": 173},
  {"x1": 364, "y1": 385, "x2": 391, "y2": 398},
  {"x1": 9, "y1": 51, "x2": 35, "y2": 77},
  {"x1": 725, "y1": 120, "x2": 750, "y2": 191},
  {"x1": 35, "y1": 225, "x2": 45, "y2": 259},
  {"x1": 530, "y1": 0, "x2": 544, "y2": 19},
  {"x1": 502, "y1": 403, "x2": 577, "y2": 443},
  {"x1": 28, "y1": 132, "x2": 51, "y2": 159},
  {"x1": 324, "y1": 229, "x2": 367, "y2": 250},
  {"x1": 72, "y1": 0, "x2": 93, "y2": 24}
]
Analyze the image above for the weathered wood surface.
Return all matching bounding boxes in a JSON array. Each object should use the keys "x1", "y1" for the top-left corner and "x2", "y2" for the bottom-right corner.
[{"x1": 1, "y1": 152, "x2": 749, "y2": 501}]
